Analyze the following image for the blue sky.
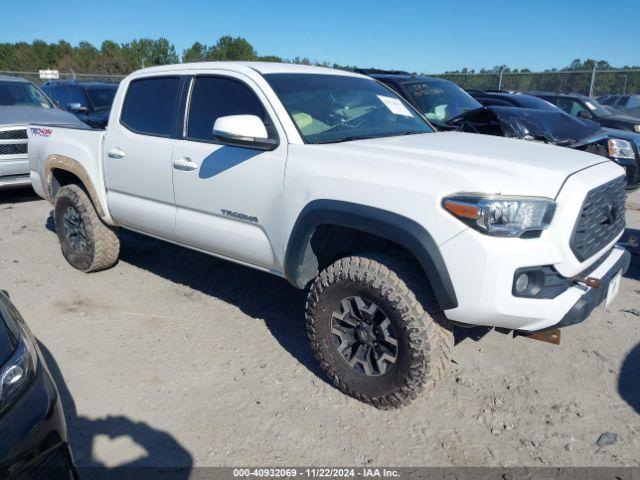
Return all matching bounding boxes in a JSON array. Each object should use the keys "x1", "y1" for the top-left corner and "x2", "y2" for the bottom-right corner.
[{"x1": 3, "y1": 0, "x2": 639, "y2": 72}]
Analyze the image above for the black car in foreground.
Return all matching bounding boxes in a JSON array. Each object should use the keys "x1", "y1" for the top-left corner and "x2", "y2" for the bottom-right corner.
[
  {"x1": 0, "y1": 290, "x2": 77, "y2": 480},
  {"x1": 530, "y1": 92, "x2": 640, "y2": 133},
  {"x1": 42, "y1": 80, "x2": 118, "y2": 129},
  {"x1": 358, "y1": 70, "x2": 640, "y2": 189}
]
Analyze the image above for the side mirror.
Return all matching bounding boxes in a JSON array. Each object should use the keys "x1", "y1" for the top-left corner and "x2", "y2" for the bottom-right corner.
[
  {"x1": 68, "y1": 103, "x2": 88, "y2": 113},
  {"x1": 577, "y1": 110, "x2": 592, "y2": 119},
  {"x1": 212, "y1": 115, "x2": 278, "y2": 151}
]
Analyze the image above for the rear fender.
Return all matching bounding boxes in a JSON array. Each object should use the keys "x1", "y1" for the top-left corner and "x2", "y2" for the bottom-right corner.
[{"x1": 45, "y1": 155, "x2": 110, "y2": 221}]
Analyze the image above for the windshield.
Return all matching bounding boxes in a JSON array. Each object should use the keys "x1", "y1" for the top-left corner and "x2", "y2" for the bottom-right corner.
[
  {"x1": 86, "y1": 86, "x2": 117, "y2": 110},
  {"x1": 264, "y1": 74, "x2": 433, "y2": 144},
  {"x1": 403, "y1": 79, "x2": 481, "y2": 123},
  {"x1": 0, "y1": 81, "x2": 53, "y2": 108}
]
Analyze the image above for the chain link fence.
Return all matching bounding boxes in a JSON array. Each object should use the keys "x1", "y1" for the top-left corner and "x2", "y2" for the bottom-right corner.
[
  {"x1": 0, "y1": 71, "x2": 125, "y2": 85},
  {"x1": 1, "y1": 69, "x2": 639, "y2": 98},
  {"x1": 429, "y1": 69, "x2": 640, "y2": 97}
]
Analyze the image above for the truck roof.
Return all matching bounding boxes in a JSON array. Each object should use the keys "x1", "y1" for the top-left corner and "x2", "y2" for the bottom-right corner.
[{"x1": 131, "y1": 61, "x2": 366, "y2": 78}]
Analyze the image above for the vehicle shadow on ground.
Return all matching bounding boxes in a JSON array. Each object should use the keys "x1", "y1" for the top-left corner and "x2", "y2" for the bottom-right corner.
[
  {"x1": 0, "y1": 187, "x2": 40, "y2": 205},
  {"x1": 38, "y1": 341, "x2": 194, "y2": 480},
  {"x1": 45, "y1": 215, "x2": 329, "y2": 385},
  {"x1": 619, "y1": 342, "x2": 640, "y2": 416},
  {"x1": 117, "y1": 230, "x2": 329, "y2": 383}
]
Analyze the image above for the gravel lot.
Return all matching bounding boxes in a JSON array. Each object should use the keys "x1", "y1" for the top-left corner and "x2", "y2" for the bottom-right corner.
[{"x1": 0, "y1": 188, "x2": 638, "y2": 472}]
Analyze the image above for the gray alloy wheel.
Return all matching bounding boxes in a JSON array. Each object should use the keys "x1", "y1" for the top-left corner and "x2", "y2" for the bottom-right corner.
[
  {"x1": 62, "y1": 205, "x2": 89, "y2": 254},
  {"x1": 331, "y1": 295, "x2": 398, "y2": 377}
]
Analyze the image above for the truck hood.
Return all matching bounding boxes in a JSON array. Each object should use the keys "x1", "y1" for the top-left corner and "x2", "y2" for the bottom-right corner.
[
  {"x1": 0, "y1": 106, "x2": 85, "y2": 126},
  {"x1": 323, "y1": 131, "x2": 609, "y2": 198}
]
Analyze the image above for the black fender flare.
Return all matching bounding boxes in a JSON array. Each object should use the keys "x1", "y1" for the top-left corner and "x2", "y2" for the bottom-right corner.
[{"x1": 283, "y1": 200, "x2": 458, "y2": 310}]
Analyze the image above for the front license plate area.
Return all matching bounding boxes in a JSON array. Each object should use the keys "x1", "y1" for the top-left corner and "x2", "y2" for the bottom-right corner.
[{"x1": 604, "y1": 271, "x2": 622, "y2": 308}]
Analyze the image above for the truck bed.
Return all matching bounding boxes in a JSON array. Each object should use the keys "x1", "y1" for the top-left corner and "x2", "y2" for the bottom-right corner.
[{"x1": 27, "y1": 124, "x2": 112, "y2": 222}]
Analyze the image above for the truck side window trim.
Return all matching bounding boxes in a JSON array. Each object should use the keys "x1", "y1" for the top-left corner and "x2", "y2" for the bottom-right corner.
[
  {"x1": 119, "y1": 75, "x2": 182, "y2": 139},
  {"x1": 183, "y1": 74, "x2": 279, "y2": 145}
]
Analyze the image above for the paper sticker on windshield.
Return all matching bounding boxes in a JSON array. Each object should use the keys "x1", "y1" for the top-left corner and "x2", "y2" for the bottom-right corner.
[
  {"x1": 377, "y1": 95, "x2": 413, "y2": 117},
  {"x1": 585, "y1": 101, "x2": 596, "y2": 110}
]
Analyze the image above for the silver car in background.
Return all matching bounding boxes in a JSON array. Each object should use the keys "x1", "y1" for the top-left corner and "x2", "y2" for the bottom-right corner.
[{"x1": 0, "y1": 75, "x2": 84, "y2": 189}]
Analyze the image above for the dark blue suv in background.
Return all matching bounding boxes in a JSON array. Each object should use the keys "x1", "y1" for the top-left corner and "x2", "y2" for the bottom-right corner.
[{"x1": 42, "y1": 80, "x2": 118, "y2": 129}]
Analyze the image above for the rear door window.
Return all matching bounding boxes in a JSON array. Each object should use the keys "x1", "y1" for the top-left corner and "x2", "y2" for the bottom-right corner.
[{"x1": 120, "y1": 77, "x2": 181, "y2": 137}]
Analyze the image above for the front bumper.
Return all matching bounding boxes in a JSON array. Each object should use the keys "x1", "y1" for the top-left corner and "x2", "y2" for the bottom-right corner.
[
  {"x1": 439, "y1": 162, "x2": 629, "y2": 331},
  {"x1": 551, "y1": 248, "x2": 630, "y2": 330},
  {"x1": 0, "y1": 156, "x2": 30, "y2": 189}
]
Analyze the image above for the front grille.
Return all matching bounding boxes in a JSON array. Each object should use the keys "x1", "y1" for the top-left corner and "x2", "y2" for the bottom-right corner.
[
  {"x1": 0, "y1": 128, "x2": 28, "y2": 157},
  {"x1": 0, "y1": 143, "x2": 28, "y2": 155},
  {"x1": 0, "y1": 129, "x2": 27, "y2": 140},
  {"x1": 570, "y1": 176, "x2": 626, "y2": 261}
]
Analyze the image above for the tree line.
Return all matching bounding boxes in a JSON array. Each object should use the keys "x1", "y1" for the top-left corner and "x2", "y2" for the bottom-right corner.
[{"x1": 0, "y1": 36, "x2": 349, "y2": 75}]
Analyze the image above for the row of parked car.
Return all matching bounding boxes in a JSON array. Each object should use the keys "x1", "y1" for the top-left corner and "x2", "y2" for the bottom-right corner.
[
  {"x1": 357, "y1": 69, "x2": 640, "y2": 189},
  {"x1": 0, "y1": 62, "x2": 638, "y2": 477}
]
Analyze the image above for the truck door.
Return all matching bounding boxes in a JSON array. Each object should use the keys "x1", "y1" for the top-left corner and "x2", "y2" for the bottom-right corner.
[
  {"x1": 171, "y1": 73, "x2": 287, "y2": 270},
  {"x1": 103, "y1": 76, "x2": 182, "y2": 240}
]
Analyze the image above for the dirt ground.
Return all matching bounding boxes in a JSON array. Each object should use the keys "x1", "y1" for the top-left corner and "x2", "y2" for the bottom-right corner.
[{"x1": 0, "y1": 187, "x2": 638, "y2": 471}]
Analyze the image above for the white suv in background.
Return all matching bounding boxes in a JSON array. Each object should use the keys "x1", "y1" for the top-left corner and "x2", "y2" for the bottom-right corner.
[{"x1": 0, "y1": 75, "x2": 82, "y2": 189}]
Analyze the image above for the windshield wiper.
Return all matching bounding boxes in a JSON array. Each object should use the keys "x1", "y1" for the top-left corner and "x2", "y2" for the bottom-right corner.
[
  {"x1": 314, "y1": 135, "x2": 380, "y2": 144},
  {"x1": 389, "y1": 130, "x2": 425, "y2": 137},
  {"x1": 314, "y1": 131, "x2": 425, "y2": 144}
]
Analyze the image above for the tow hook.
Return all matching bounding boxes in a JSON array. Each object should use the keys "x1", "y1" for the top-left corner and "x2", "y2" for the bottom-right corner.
[
  {"x1": 515, "y1": 328, "x2": 561, "y2": 345},
  {"x1": 573, "y1": 276, "x2": 601, "y2": 289}
]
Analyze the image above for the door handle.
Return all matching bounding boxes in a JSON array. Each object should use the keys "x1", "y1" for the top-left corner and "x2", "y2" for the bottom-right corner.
[
  {"x1": 107, "y1": 148, "x2": 126, "y2": 159},
  {"x1": 173, "y1": 156, "x2": 199, "y2": 171}
]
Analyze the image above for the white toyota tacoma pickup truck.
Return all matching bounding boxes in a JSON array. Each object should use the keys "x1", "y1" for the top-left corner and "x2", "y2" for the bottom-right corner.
[{"x1": 29, "y1": 62, "x2": 630, "y2": 408}]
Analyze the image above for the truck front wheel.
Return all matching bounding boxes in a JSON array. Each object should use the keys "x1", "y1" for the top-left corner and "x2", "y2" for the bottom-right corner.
[
  {"x1": 306, "y1": 254, "x2": 453, "y2": 409},
  {"x1": 54, "y1": 184, "x2": 120, "y2": 272}
]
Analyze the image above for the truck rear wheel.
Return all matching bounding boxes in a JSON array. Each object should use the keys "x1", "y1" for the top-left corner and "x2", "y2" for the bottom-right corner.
[
  {"x1": 306, "y1": 254, "x2": 453, "y2": 409},
  {"x1": 54, "y1": 184, "x2": 120, "y2": 272}
]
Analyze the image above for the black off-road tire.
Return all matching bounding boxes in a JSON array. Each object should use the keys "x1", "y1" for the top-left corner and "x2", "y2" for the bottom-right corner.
[
  {"x1": 306, "y1": 254, "x2": 453, "y2": 409},
  {"x1": 54, "y1": 184, "x2": 120, "y2": 272}
]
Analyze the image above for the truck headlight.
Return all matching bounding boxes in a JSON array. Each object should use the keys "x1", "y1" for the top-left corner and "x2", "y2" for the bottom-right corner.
[
  {"x1": 608, "y1": 139, "x2": 635, "y2": 160},
  {"x1": 0, "y1": 325, "x2": 37, "y2": 415},
  {"x1": 443, "y1": 195, "x2": 556, "y2": 237}
]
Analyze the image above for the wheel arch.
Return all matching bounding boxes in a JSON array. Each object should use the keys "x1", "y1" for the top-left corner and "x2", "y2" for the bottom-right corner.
[
  {"x1": 283, "y1": 200, "x2": 458, "y2": 310},
  {"x1": 45, "y1": 155, "x2": 107, "y2": 219}
]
